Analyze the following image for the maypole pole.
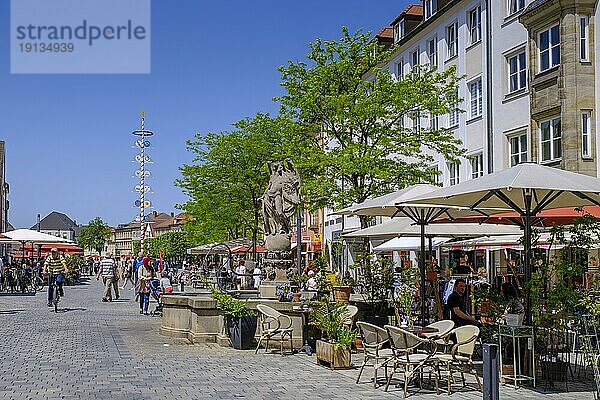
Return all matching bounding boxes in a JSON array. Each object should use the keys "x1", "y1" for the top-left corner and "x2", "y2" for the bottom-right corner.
[{"x1": 133, "y1": 111, "x2": 154, "y2": 254}]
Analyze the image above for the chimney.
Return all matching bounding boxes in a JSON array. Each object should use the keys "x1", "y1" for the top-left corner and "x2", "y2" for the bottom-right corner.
[
  {"x1": 153, "y1": 211, "x2": 158, "y2": 217},
  {"x1": 170, "y1": 212, "x2": 174, "y2": 217}
]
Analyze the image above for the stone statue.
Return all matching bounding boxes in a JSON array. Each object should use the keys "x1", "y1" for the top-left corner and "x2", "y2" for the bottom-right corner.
[{"x1": 261, "y1": 159, "x2": 301, "y2": 251}]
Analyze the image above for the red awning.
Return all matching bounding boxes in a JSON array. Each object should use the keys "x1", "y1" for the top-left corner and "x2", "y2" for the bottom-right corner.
[{"x1": 433, "y1": 206, "x2": 600, "y2": 227}]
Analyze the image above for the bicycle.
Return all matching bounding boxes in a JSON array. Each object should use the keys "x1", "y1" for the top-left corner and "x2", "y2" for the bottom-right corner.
[{"x1": 48, "y1": 274, "x2": 61, "y2": 313}]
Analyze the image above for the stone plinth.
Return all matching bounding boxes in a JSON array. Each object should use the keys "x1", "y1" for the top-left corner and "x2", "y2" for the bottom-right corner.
[{"x1": 160, "y1": 294, "x2": 306, "y2": 349}]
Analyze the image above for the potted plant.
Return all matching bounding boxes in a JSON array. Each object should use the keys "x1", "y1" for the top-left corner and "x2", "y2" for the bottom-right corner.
[
  {"x1": 211, "y1": 289, "x2": 257, "y2": 350},
  {"x1": 355, "y1": 253, "x2": 394, "y2": 326},
  {"x1": 311, "y1": 298, "x2": 357, "y2": 369}
]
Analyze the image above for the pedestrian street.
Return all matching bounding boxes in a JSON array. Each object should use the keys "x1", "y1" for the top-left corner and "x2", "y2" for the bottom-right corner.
[{"x1": 0, "y1": 278, "x2": 594, "y2": 399}]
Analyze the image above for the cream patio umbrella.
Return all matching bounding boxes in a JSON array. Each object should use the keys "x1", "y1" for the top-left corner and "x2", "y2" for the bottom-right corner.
[
  {"x1": 0, "y1": 229, "x2": 72, "y2": 262},
  {"x1": 336, "y1": 184, "x2": 507, "y2": 325},
  {"x1": 343, "y1": 217, "x2": 521, "y2": 238},
  {"x1": 405, "y1": 162, "x2": 600, "y2": 324}
]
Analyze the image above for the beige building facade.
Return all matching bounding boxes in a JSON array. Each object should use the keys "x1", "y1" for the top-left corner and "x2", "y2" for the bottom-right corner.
[{"x1": 520, "y1": 0, "x2": 597, "y2": 175}]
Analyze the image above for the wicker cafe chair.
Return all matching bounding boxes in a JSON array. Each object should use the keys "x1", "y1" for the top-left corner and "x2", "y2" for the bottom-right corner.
[
  {"x1": 436, "y1": 325, "x2": 482, "y2": 395},
  {"x1": 356, "y1": 321, "x2": 394, "y2": 388},
  {"x1": 342, "y1": 305, "x2": 359, "y2": 328},
  {"x1": 384, "y1": 325, "x2": 439, "y2": 397},
  {"x1": 255, "y1": 304, "x2": 294, "y2": 355},
  {"x1": 423, "y1": 320, "x2": 455, "y2": 351}
]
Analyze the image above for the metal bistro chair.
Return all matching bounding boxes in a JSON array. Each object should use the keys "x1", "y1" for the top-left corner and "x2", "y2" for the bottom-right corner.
[
  {"x1": 436, "y1": 325, "x2": 482, "y2": 395},
  {"x1": 255, "y1": 304, "x2": 294, "y2": 355},
  {"x1": 356, "y1": 321, "x2": 394, "y2": 388},
  {"x1": 384, "y1": 325, "x2": 439, "y2": 397}
]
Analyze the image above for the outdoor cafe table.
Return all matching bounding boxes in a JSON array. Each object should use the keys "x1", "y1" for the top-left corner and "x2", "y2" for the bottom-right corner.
[{"x1": 291, "y1": 307, "x2": 315, "y2": 355}]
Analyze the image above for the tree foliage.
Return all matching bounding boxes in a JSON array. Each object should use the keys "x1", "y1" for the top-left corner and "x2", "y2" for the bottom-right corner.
[
  {"x1": 176, "y1": 113, "x2": 297, "y2": 244},
  {"x1": 277, "y1": 28, "x2": 464, "y2": 227},
  {"x1": 145, "y1": 231, "x2": 191, "y2": 261},
  {"x1": 77, "y1": 217, "x2": 112, "y2": 255}
]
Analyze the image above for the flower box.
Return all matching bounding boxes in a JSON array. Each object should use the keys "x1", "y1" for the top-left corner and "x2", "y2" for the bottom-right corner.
[{"x1": 316, "y1": 339, "x2": 351, "y2": 369}]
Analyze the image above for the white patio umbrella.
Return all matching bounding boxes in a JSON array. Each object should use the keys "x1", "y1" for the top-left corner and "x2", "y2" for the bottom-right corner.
[
  {"x1": 0, "y1": 229, "x2": 72, "y2": 244},
  {"x1": 344, "y1": 217, "x2": 521, "y2": 238},
  {"x1": 406, "y1": 162, "x2": 600, "y2": 324},
  {"x1": 0, "y1": 229, "x2": 72, "y2": 262},
  {"x1": 374, "y1": 236, "x2": 449, "y2": 251},
  {"x1": 336, "y1": 184, "x2": 507, "y2": 325},
  {"x1": 336, "y1": 184, "x2": 440, "y2": 216}
]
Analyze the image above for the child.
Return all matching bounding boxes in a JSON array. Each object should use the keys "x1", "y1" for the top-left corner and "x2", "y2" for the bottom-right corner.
[{"x1": 159, "y1": 271, "x2": 173, "y2": 294}]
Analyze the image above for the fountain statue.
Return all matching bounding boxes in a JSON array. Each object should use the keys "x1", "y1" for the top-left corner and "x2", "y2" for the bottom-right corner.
[{"x1": 260, "y1": 159, "x2": 301, "y2": 297}]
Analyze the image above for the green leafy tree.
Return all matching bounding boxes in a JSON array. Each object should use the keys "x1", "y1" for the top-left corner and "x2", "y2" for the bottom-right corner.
[
  {"x1": 146, "y1": 231, "x2": 191, "y2": 262},
  {"x1": 278, "y1": 27, "x2": 464, "y2": 229},
  {"x1": 176, "y1": 113, "x2": 296, "y2": 245},
  {"x1": 77, "y1": 217, "x2": 112, "y2": 255}
]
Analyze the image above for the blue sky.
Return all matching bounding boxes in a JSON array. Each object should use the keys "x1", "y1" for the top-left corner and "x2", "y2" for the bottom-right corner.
[{"x1": 0, "y1": 1, "x2": 410, "y2": 229}]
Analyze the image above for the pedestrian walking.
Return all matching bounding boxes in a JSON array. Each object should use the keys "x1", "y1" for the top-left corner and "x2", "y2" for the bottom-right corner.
[
  {"x1": 136, "y1": 257, "x2": 155, "y2": 314},
  {"x1": 132, "y1": 252, "x2": 144, "y2": 299},
  {"x1": 120, "y1": 257, "x2": 135, "y2": 290},
  {"x1": 96, "y1": 254, "x2": 116, "y2": 302},
  {"x1": 112, "y1": 259, "x2": 120, "y2": 300}
]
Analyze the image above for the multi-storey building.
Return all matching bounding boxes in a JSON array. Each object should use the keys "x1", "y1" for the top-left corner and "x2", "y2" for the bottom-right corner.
[
  {"x1": 520, "y1": 0, "x2": 597, "y2": 175},
  {"x1": 32, "y1": 211, "x2": 80, "y2": 242},
  {"x1": 114, "y1": 211, "x2": 187, "y2": 256},
  {"x1": 324, "y1": 0, "x2": 600, "y2": 269}
]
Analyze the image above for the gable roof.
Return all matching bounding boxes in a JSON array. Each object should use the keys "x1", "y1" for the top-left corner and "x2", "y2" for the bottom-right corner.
[
  {"x1": 32, "y1": 211, "x2": 78, "y2": 231},
  {"x1": 390, "y1": 4, "x2": 424, "y2": 25}
]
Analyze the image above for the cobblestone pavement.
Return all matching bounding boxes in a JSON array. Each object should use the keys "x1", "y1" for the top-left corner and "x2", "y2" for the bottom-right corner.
[{"x1": 0, "y1": 278, "x2": 596, "y2": 399}]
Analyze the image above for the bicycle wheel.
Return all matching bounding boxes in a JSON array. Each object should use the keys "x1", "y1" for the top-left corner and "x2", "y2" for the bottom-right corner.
[{"x1": 53, "y1": 285, "x2": 59, "y2": 313}]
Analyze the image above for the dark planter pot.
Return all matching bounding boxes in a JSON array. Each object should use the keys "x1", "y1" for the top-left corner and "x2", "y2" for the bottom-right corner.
[{"x1": 226, "y1": 315, "x2": 257, "y2": 350}]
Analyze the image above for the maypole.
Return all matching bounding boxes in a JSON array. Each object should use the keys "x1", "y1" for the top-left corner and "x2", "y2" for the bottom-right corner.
[{"x1": 132, "y1": 111, "x2": 154, "y2": 254}]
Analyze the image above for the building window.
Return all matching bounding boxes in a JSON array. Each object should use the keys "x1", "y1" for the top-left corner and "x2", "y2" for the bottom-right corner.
[
  {"x1": 509, "y1": 132, "x2": 528, "y2": 166},
  {"x1": 410, "y1": 48, "x2": 419, "y2": 70},
  {"x1": 540, "y1": 117, "x2": 562, "y2": 162},
  {"x1": 508, "y1": 0, "x2": 525, "y2": 15},
  {"x1": 412, "y1": 113, "x2": 421, "y2": 133},
  {"x1": 427, "y1": 112, "x2": 439, "y2": 130},
  {"x1": 428, "y1": 37, "x2": 437, "y2": 67},
  {"x1": 394, "y1": 21, "x2": 405, "y2": 43},
  {"x1": 468, "y1": 6, "x2": 481, "y2": 45},
  {"x1": 469, "y1": 78, "x2": 483, "y2": 118},
  {"x1": 396, "y1": 59, "x2": 404, "y2": 80},
  {"x1": 539, "y1": 24, "x2": 560, "y2": 72},
  {"x1": 580, "y1": 16, "x2": 589, "y2": 61},
  {"x1": 470, "y1": 153, "x2": 484, "y2": 179},
  {"x1": 428, "y1": 165, "x2": 440, "y2": 184},
  {"x1": 448, "y1": 162, "x2": 460, "y2": 186},
  {"x1": 446, "y1": 22, "x2": 458, "y2": 59},
  {"x1": 582, "y1": 111, "x2": 592, "y2": 158},
  {"x1": 508, "y1": 51, "x2": 527, "y2": 92},
  {"x1": 448, "y1": 89, "x2": 459, "y2": 127},
  {"x1": 424, "y1": 0, "x2": 437, "y2": 19}
]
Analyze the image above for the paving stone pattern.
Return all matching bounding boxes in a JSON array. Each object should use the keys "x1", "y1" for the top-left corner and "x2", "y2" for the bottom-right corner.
[{"x1": 0, "y1": 278, "x2": 596, "y2": 399}]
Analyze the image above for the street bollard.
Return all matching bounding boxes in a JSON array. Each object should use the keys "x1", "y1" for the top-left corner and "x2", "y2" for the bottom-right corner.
[
  {"x1": 483, "y1": 343, "x2": 499, "y2": 400},
  {"x1": 180, "y1": 279, "x2": 184, "y2": 293}
]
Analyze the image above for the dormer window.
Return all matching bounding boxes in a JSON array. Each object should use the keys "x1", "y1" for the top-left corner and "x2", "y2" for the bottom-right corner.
[
  {"x1": 424, "y1": 0, "x2": 437, "y2": 19},
  {"x1": 394, "y1": 20, "x2": 405, "y2": 43}
]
